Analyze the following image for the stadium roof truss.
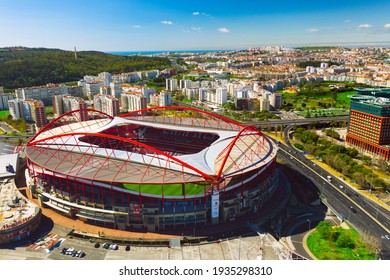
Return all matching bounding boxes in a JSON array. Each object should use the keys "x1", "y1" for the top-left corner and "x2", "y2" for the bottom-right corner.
[{"x1": 26, "y1": 107, "x2": 276, "y2": 188}]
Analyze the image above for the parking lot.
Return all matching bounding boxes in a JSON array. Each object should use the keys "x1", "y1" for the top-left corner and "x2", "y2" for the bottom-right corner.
[{"x1": 0, "y1": 225, "x2": 290, "y2": 260}]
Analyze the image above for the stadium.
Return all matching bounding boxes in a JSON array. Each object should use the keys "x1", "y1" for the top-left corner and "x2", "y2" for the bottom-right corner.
[{"x1": 26, "y1": 106, "x2": 278, "y2": 232}]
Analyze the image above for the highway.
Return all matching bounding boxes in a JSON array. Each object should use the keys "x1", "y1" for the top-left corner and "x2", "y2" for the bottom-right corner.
[
  {"x1": 272, "y1": 125, "x2": 390, "y2": 258},
  {"x1": 247, "y1": 115, "x2": 349, "y2": 127}
]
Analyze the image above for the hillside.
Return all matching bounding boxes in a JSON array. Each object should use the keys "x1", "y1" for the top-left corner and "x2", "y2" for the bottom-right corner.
[{"x1": 0, "y1": 47, "x2": 172, "y2": 89}]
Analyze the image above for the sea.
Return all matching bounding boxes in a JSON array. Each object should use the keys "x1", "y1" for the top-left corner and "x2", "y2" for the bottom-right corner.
[{"x1": 107, "y1": 50, "x2": 234, "y2": 56}]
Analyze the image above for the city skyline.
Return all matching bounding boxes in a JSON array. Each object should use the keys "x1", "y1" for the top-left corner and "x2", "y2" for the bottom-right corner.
[{"x1": 1, "y1": 0, "x2": 390, "y2": 52}]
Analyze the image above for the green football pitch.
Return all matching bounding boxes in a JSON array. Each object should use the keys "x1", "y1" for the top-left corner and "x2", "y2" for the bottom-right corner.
[{"x1": 123, "y1": 183, "x2": 208, "y2": 196}]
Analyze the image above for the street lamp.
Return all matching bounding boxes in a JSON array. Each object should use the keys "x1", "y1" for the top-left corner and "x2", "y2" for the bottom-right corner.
[{"x1": 307, "y1": 219, "x2": 311, "y2": 231}]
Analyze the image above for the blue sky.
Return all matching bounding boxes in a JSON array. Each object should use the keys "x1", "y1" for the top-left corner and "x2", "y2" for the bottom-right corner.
[{"x1": 1, "y1": 0, "x2": 390, "y2": 51}]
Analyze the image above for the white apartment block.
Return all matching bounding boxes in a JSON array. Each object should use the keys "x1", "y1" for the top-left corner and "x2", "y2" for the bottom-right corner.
[
  {"x1": 166, "y1": 78, "x2": 178, "y2": 91},
  {"x1": 61, "y1": 96, "x2": 88, "y2": 121},
  {"x1": 142, "y1": 87, "x2": 157, "y2": 103},
  {"x1": 235, "y1": 90, "x2": 248, "y2": 99},
  {"x1": 110, "y1": 82, "x2": 123, "y2": 99},
  {"x1": 121, "y1": 93, "x2": 147, "y2": 112},
  {"x1": 185, "y1": 88, "x2": 199, "y2": 100},
  {"x1": 8, "y1": 99, "x2": 47, "y2": 128},
  {"x1": 269, "y1": 93, "x2": 282, "y2": 109},
  {"x1": 216, "y1": 88, "x2": 227, "y2": 106},
  {"x1": 0, "y1": 93, "x2": 15, "y2": 110},
  {"x1": 85, "y1": 83, "x2": 100, "y2": 100},
  {"x1": 15, "y1": 85, "x2": 69, "y2": 105},
  {"x1": 199, "y1": 88, "x2": 207, "y2": 101},
  {"x1": 159, "y1": 92, "x2": 172, "y2": 106},
  {"x1": 94, "y1": 94, "x2": 120, "y2": 117},
  {"x1": 180, "y1": 79, "x2": 193, "y2": 89},
  {"x1": 259, "y1": 97, "x2": 270, "y2": 112},
  {"x1": 98, "y1": 72, "x2": 112, "y2": 86},
  {"x1": 100, "y1": 86, "x2": 111, "y2": 96}
]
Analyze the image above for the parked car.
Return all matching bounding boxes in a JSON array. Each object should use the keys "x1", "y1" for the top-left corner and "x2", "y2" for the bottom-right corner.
[{"x1": 109, "y1": 244, "x2": 118, "y2": 250}]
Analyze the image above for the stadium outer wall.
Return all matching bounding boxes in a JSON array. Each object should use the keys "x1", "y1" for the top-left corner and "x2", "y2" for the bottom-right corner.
[{"x1": 25, "y1": 107, "x2": 279, "y2": 233}]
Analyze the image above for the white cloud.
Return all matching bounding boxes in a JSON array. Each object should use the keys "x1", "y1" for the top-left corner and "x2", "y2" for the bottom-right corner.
[
  {"x1": 306, "y1": 28, "x2": 318, "y2": 32},
  {"x1": 193, "y1": 12, "x2": 199, "y2": 15},
  {"x1": 132, "y1": 25, "x2": 142, "y2": 28},
  {"x1": 191, "y1": 27, "x2": 202, "y2": 32},
  {"x1": 161, "y1": 21, "x2": 173, "y2": 25},
  {"x1": 357, "y1": 24, "x2": 372, "y2": 29},
  {"x1": 218, "y1": 27, "x2": 230, "y2": 33},
  {"x1": 344, "y1": 19, "x2": 351, "y2": 23},
  {"x1": 384, "y1": 23, "x2": 390, "y2": 29}
]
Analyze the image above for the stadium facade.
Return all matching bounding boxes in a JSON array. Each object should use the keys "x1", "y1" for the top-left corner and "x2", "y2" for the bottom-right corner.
[{"x1": 26, "y1": 106, "x2": 278, "y2": 232}]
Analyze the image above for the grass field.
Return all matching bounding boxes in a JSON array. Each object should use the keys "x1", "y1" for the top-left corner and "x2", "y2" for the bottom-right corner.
[
  {"x1": 123, "y1": 183, "x2": 208, "y2": 196},
  {"x1": 307, "y1": 227, "x2": 376, "y2": 260},
  {"x1": 281, "y1": 90, "x2": 355, "y2": 111},
  {"x1": 0, "y1": 110, "x2": 10, "y2": 119}
]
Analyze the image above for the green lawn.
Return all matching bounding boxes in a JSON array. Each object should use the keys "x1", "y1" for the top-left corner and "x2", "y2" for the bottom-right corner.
[
  {"x1": 307, "y1": 227, "x2": 376, "y2": 260},
  {"x1": 0, "y1": 110, "x2": 10, "y2": 119},
  {"x1": 281, "y1": 89, "x2": 356, "y2": 111},
  {"x1": 123, "y1": 183, "x2": 208, "y2": 196}
]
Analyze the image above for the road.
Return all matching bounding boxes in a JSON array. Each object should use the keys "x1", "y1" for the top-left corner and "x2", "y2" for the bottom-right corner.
[
  {"x1": 272, "y1": 125, "x2": 390, "y2": 258},
  {"x1": 0, "y1": 141, "x2": 17, "y2": 155},
  {"x1": 247, "y1": 115, "x2": 349, "y2": 127}
]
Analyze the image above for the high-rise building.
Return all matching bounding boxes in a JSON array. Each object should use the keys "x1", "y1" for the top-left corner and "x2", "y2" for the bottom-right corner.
[
  {"x1": 110, "y1": 82, "x2": 122, "y2": 99},
  {"x1": 121, "y1": 93, "x2": 147, "y2": 112},
  {"x1": 259, "y1": 97, "x2": 270, "y2": 112},
  {"x1": 0, "y1": 92, "x2": 15, "y2": 110},
  {"x1": 142, "y1": 87, "x2": 156, "y2": 103},
  {"x1": 159, "y1": 91, "x2": 172, "y2": 106},
  {"x1": 52, "y1": 95, "x2": 65, "y2": 117},
  {"x1": 8, "y1": 99, "x2": 24, "y2": 120},
  {"x1": 269, "y1": 93, "x2": 282, "y2": 109},
  {"x1": 346, "y1": 89, "x2": 390, "y2": 160},
  {"x1": 62, "y1": 96, "x2": 88, "y2": 121},
  {"x1": 98, "y1": 72, "x2": 112, "y2": 86},
  {"x1": 166, "y1": 78, "x2": 178, "y2": 91},
  {"x1": 8, "y1": 99, "x2": 47, "y2": 129},
  {"x1": 216, "y1": 88, "x2": 227, "y2": 106},
  {"x1": 15, "y1": 84, "x2": 69, "y2": 105},
  {"x1": 94, "y1": 95, "x2": 120, "y2": 117},
  {"x1": 31, "y1": 101, "x2": 47, "y2": 129},
  {"x1": 149, "y1": 94, "x2": 160, "y2": 106},
  {"x1": 100, "y1": 85, "x2": 111, "y2": 96},
  {"x1": 179, "y1": 79, "x2": 192, "y2": 89},
  {"x1": 85, "y1": 82, "x2": 100, "y2": 100}
]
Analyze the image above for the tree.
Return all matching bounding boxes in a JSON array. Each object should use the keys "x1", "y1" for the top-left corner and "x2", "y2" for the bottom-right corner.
[
  {"x1": 336, "y1": 231, "x2": 355, "y2": 249},
  {"x1": 223, "y1": 102, "x2": 236, "y2": 111},
  {"x1": 316, "y1": 221, "x2": 333, "y2": 240}
]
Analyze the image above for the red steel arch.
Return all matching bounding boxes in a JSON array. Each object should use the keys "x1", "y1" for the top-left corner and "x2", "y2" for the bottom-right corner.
[
  {"x1": 120, "y1": 106, "x2": 244, "y2": 131},
  {"x1": 27, "y1": 131, "x2": 215, "y2": 183},
  {"x1": 30, "y1": 109, "x2": 114, "y2": 142},
  {"x1": 215, "y1": 125, "x2": 271, "y2": 181}
]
